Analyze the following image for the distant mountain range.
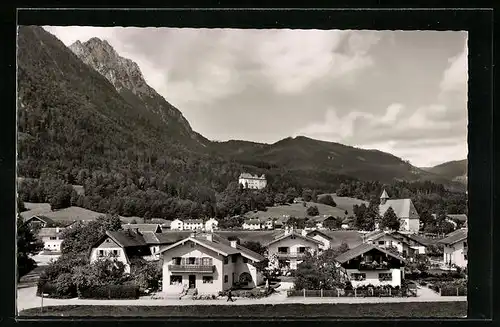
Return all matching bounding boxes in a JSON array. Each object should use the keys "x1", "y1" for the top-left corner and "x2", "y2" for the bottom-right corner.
[
  {"x1": 421, "y1": 159, "x2": 468, "y2": 184},
  {"x1": 16, "y1": 26, "x2": 466, "y2": 193}
]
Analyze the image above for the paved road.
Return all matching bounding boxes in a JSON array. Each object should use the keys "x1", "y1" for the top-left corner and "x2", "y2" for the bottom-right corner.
[{"x1": 17, "y1": 286, "x2": 466, "y2": 313}]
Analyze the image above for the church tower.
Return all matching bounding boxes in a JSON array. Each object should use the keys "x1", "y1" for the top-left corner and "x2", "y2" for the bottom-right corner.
[{"x1": 380, "y1": 189, "x2": 389, "y2": 205}]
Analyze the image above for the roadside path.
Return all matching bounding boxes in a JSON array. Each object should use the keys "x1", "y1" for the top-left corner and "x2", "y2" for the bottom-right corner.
[{"x1": 17, "y1": 286, "x2": 466, "y2": 313}]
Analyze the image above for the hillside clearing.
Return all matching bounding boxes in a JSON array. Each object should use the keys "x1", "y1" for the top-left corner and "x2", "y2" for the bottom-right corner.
[{"x1": 245, "y1": 202, "x2": 349, "y2": 220}]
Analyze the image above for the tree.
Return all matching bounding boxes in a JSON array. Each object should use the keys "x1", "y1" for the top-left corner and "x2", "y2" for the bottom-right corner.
[
  {"x1": 306, "y1": 205, "x2": 319, "y2": 216},
  {"x1": 317, "y1": 194, "x2": 337, "y2": 207},
  {"x1": 302, "y1": 189, "x2": 313, "y2": 202},
  {"x1": 311, "y1": 190, "x2": 318, "y2": 203},
  {"x1": 286, "y1": 217, "x2": 306, "y2": 229},
  {"x1": 241, "y1": 241, "x2": 266, "y2": 256},
  {"x1": 17, "y1": 215, "x2": 44, "y2": 281},
  {"x1": 294, "y1": 252, "x2": 346, "y2": 290},
  {"x1": 49, "y1": 185, "x2": 75, "y2": 210},
  {"x1": 17, "y1": 197, "x2": 27, "y2": 213},
  {"x1": 353, "y1": 204, "x2": 367, "y2": 230},
  {"x1": 380, "y1": 206, "x2": 400, "y2": 231},
  {"x1": 61, "y1": 214, "x2": 122, "y2": 255},
  {"x1": 274, "y1": 193, "x2": 286, "y2": 205}
]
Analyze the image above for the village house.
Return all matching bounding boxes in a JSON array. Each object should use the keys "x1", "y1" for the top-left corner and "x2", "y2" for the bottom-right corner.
[
  {"x1": 335, "y1": 243, "x2": 406, "y2": 288},
  {"x1": 445, "y1": 214, "x2": 468, "y2": 229},
  {"x1": 363, "y1": 230, "x2": 427, "y2": 257},
  {"x1": 310, "y1": 215, "x2": 337, "y2": 230},
  {"x1": 158, "y1": 232, "x2": 265, "y2": 295},
  {"x1": 238, "y1": 173, "x2": 267, "y2": 190},
  {"x1": 183, "y1": 219, "x2": 204, "y2": 231},
  {"x1": 306, "y1": 230, "x2": 333, "y2": 251},
  {"x1": 89, "y1": 230, "x2": 187, "y2": 273},
  {"x1": 122, "y1": 223, "x2": 163, "y2": 233},
  {"x1": 379, "y1": 190, "x2": 420, "y2": 233},
  {"x1": 23, "y1": 215, "x2": 57, "y2": 229},
  {"x1": 438, "y1": 228, "x2": 468, "y2": 269},
  {"x1": 204, "y1": 218, "x2": 219, "y2": 232},
  {"x1": 265, "y1": 228, "x2": 323, "y2": 271},
  {"x1": 242, "y1": 219, "x2": 262, "y2": 230},
  {"x1": 37, "y1": 227, "x2": 65, "y2": 252},
  {"x1": 170, "y1": 219, "x2": 184, "y2": 231}
]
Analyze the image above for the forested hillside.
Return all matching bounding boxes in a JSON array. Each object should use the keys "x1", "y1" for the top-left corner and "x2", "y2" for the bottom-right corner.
[{"x1": 16, "y1": 26, "x2": 467, "y2": 223}]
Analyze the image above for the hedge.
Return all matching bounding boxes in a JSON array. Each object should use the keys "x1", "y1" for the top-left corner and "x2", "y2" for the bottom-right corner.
[
  {"x1": 440, "y1": 286, "x2": 467, "y2": 296},
  {"x1": 78, "y1": 285, "x2": 140, "y2": 299},
  {"x1": 36, "y1": 282, "x2": 76, "y2": 299}
]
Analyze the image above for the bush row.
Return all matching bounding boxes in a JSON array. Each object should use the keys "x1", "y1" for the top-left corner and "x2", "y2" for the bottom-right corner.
[{"x1": 37, "y1": 282, "x2": 140, "y2": 299}]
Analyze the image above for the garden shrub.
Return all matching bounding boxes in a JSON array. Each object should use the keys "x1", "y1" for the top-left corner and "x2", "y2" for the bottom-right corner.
[{"x1": 78, "y1": 284, "x2": 139, "y2": 299}]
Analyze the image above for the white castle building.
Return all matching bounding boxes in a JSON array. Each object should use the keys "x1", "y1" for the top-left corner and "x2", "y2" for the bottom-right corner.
[{"x1": 238, "y1": 173, "x2": 267, "y2": 190}]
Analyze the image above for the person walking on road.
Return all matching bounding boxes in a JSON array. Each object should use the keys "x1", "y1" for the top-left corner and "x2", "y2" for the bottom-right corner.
[{"x1": 227, "y1": 289, "x2": 234, "y2": 302}]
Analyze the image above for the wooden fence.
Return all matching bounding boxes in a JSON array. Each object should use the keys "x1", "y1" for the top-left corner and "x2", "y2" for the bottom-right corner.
[{"x1": 287, "y1": 288, "x2": 415, "y2": 298}]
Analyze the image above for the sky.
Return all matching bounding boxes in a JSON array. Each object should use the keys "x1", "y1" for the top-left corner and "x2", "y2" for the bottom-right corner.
[{"x1": 43, "y1": 26, "x2": 468, "y2": 167}]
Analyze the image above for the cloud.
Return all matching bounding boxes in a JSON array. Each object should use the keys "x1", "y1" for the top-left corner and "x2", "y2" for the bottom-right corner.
[{"x1": 440, "y1": 43, "x2": 468, "y2": 94}]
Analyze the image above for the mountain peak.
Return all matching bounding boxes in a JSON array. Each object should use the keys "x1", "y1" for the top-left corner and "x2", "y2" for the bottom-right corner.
[{"x1": 69, "y1": 38, "x2": 148, "y2": 96}]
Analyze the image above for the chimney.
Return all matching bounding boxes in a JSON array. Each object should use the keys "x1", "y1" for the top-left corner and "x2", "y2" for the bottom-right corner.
[
  {"x1": 230, "y1": 240, "x2": 237, "y2": 248},
  {"x1": 206, "y1": 233, "x2": 213, "y2": 242}
]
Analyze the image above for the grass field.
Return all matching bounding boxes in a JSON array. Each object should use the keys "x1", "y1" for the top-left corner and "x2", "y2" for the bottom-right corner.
[
  {"x1": 245, "y1": 202, "x2": 349, "y2": 220},
  {"x1": 19, "y1": 302, "x2": 467, "y2": 318}
]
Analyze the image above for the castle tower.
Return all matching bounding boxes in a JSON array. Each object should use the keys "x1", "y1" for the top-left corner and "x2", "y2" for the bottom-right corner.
[{"x1": 380, "y1": 189, "x2": 389, "y2": 205}]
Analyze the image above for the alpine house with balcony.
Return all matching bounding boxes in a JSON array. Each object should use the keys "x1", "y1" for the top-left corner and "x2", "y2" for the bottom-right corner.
[
  {"x1": 265, "y1": 228, "x2": 323, "y2": 271},
  {"x1": 158, "y1": 232, "x2": 265, "y2": 295},
  {"x1": 335, "y1": 243, "x2": 406, "y2": 288}
]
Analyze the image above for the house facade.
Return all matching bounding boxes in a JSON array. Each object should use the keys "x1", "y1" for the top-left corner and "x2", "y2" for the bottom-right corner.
[
  {"x1": 38, "y1": 227, "x2": 64, "y2": 252},
  {"x1": 171, "y1": 219, "x2": 184, "y2": 231},
  {"x1": 205, "y1": 218, "x2": 219, "y2": 232},
  {"x1": 183, "y1": 219, "x2": 204, "y2": 231},
  {"x1": 335, "y1": 243, "x2": 406, "y2": 288},
  {"x1": 159, "y1": 232, "x2": 265, "y2": 295},
  {"x1": 306, "y1": 230, "x2": 332, "y2": 251},
  {"x1": 363, "y1": 230, "x2": 427, "y2": 257},
  {"x1": 265, "y1": 229, "x2": 322, "y2": 270},
  {"x1": 238, "y1": 173, "x2": 267, "y2": 190},
  {"x1": 439, "y1": 228, "x2": 468, "y2": 269},
  {"x1": 379, "y1": 190, "x2": 420, "y2": 233},
  {"x1": 243, "y1": 219, "x2": 262, "y2": 230}
]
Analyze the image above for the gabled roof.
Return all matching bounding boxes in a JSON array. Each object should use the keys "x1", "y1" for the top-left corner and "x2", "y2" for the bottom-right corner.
[
  {"x1": 158, "y1": 233, "x2": 265, "y2": 262},
  {"x1": 380, "y1": 189, "x2": 389, "y2": 199},
  {"x1": 184, "y1": 219, "x2": 203, "y2": 224},
  {"x1": 307, "y1": 230, "x2": 333, "y2": 240},
  {"x1": 446, "y1": 214, "x2": 467, "y2": 222},
  {"x1": 438, "y1": 228, "x2": 467, "y2": 245},
  {"x1": 335, "y1": 243, "x2": 406, "y2": 264},
  {"x1": 239, "y1": 173, "x2": 266, "y2": 180},
  {"x1": 265, "y1": 230, "x2": 323, "y2": 247},
  {"x1": 379, "y1": 199, "x2": 419, "y2": 219},
  {"x1": 363, "y1": 230, "x2": 427, "y2": 247},
  {"x1": 24, "y1": 215, "x2": 56, "y2": 226},
  {"x1": 141, "y1": 231, "x2": 160, "y2": 244},
  {"x1": 122, "y1": 223, "x2": 162, "y2": 233},
  {"x1": 105, "y1": 230, "x2": 148, "y2": 248},
  {"x1": 312, "y1": 215, "x2": 335, "y2": 223},
  {"x1": 38, "y1": 227, "x2": 64, "y2": 238}
]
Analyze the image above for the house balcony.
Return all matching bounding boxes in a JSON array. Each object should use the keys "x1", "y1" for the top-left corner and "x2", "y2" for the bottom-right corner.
[
  {"x1": 276, "y1": 252, "x2": 308, "y2": 259},
  {"x1": 168, "y1": 264, "x2": 215, "y2": 273},
  {"x1": 358, "y1": 262, "x2": 390, "y2": 270}
]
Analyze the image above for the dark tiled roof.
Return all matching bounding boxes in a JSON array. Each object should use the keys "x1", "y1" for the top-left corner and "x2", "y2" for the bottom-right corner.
[
  {"x1": 141, "y1": 231, "x2": 159, "y2": 244},
  {"x1": 265, "y1": 230, "x2": 323, "y2": 247},
  {"x1": 307, "y1": 230, "x2": 333, "y2": 240},
  {"x1": 155, "y1": 232, "x2": 191, "y2": 244},
  {"x1": 106, "y1": 230, "x2": 148, "y2": 248},
  {"x1": 184, "y1": 219, "x2": 203, "y2": 224},
  {"x1": 244, "y1": 219, "x2": 261, "y2": 225},
  {"x1": 122, "y1": 223, "x2": 162, "y2": 233},
  {"x1": 438, "y1": 228, "x2": 467, "y2": 245},
  {"x1": 335, "y1": 243, "x2": 405, "y2": 264},
  {"x1": 379, "y1": 199, "x2": 419, "y2": 219}
]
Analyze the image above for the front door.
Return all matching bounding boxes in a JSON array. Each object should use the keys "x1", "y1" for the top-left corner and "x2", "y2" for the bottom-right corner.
[{"x1": 188, "y1": 275, "x2": 196, "y2": 288}]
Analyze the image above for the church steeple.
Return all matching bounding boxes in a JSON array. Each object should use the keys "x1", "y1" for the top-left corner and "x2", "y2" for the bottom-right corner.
[{"x1": 380, "y1": 189, "x2": 389, "y2": 205}]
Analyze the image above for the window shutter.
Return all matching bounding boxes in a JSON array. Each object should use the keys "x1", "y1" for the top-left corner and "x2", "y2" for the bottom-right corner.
[
  {"x1": 181, "y1": 257, "x2": 186, "y2": 265},
  {"x1": 195, "y1": 257, "x2": 200, "y2": 265}
]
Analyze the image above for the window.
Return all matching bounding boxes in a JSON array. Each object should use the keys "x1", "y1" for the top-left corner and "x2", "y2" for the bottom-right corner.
[
  {"x1": 203, "y1": 276, "x2": 214, "y2": 284},
  {"x1": 379, "y1": 273, "x2": 392, "y2": 281},
  {"x1": 98, "y1": 250, "x2": 104, "y2": 257},
  {"x1": 243, "y1": 257, "x2": 248, "y2": 263},
  {"x1": 170, "y1": 275, "x2": 182, "y2": 285},
  {"x1": 173, "y1": 257, "x2": 182, "y2": 265},
  {"x1": 202, "y1": 257, "x2": 213, "y2": 266},
  {"x1": 278, "y1": 247, "x2": 288, "y2": 254},
  {"x1": 224, "y1": 256, "x2": 229, "y2": 264},
  {"x1": 188, "y1": 257, "x2": 196, "y2": 265},
  {"x1": 50, "y1": 236, "x2": 57, "y2": 240},
  {"x1": 232, "y1": 255, "x2": 237, "y2": 263},
  {"x1": 224, "y1": 275, "x2": 228, "y2": 283},
  {"x1": 378, "y1": 241, "x2": 385, "y2": 245},
  {"x1": 298, "y1": 247, "x2": 306, "y2": 253},
  {"x1": 112, "y1": 250, "x2": 119, "y2": 256},
  {"x1": 350, "y1": 273, "x2": 366, "y2": 281}
]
